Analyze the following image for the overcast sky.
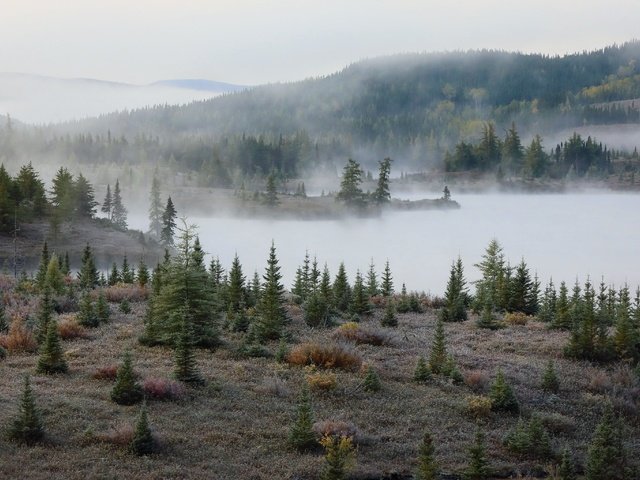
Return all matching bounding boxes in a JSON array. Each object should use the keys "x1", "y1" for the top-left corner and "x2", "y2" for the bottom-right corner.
[{"x1": 1, "y1": 0, "x2": 638, "y2": 85}]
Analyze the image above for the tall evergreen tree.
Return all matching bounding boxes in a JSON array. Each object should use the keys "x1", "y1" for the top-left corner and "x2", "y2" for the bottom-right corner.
[
  {"x1": 415, "y1": 432, "x2": 438, "y2": 480},
  {"x1": 101, "y1": 184, "x2": 112, "y2": 220},
  {"x1": 429, "y1": 319, "x2": 448, "y2": 374},
  {"x1": 111, "y1": 351, "x2": 143, "y2": 405},
  {"x1": 130, "y1": 403, "x2": 154, "y2": 456},
  {"x1": 349, "y1": 270, "x2": 370, "y2": 316},
  {"x1": 336, "y1": 158, "x2": 365, "y2": 208},
  {"x1": 585, "y1": 403, "x2": 630, "y2": 480},
  {"x1": 381, "y1": 260, "x2": 393, "y2": 297},
  {"x1": 8, "y1": 375, "x2": 44, "y2": 445},
  {"x1": 50, "y1": 167, "x2": 75, "y2": 218},
  {"x1": 36, "y1": 319, "x2": 68, "y2": 374},
  {"x1": 148, "y1": 174, "x2": 163, "y2": 238},
  {"x1": 77, "y1": 243, "x2": 98, "y2": 289},
  {"x1": 74, "y1": 173, "x2": 98, "y2": 218},
  {"x1": 366, "y1": 260, "x2": 379, "y2": 297},
  {"x1": 373, "y1": 157, "x2": 392, "y2": 205},
  {"x1": 255, "y1": 242, "x2": 287, "y2": 341},
  {"x1": 136, "y1": 259, "x2": 149, "y2": 287},
  {"x1": 36, "y1": 287, "x2": 54, "y2": 344},
  {"x1": 463, "y1": 428, "x2": 490, "y2": 480},
  {"x1": 161, "y1": 196, "x2": 177, "y2": 246},
  {"x1": 333, "y1": 263, "x2": 351, "y2": 312},
  {"x1": 173, "y1": 317, "x2": 204, "y2": 385},
  {"x1": 263, "y1": 172, "x2": 279, "y2": 207},
  {"x1": 121, "y1": 255, "x2": 134, "y2": 284},
  {"x1": 288, "y1": 385, "x2": 315, "y2": 451},
  {"x1": 111, "y1": 179, "x2": 128, "y2": 229},
  {"x1": 35, "y1": 241, "x2": 49, "y2": 289},
  {"x1": 501, "y1": 122, "x2": 524, "y2": 175}
]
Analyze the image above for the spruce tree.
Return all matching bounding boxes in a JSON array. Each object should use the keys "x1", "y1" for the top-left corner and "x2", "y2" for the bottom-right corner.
[
  {"x1": 8, "y1": 375, "x2": 44, "y2": 445},
  {"x1": 45, "y1": 255, "x2": 64, "y2": 294},
  {"x1": 95, "y1": 290, "x2": 110, "y2": 324},
  {"x1": 255, "y1": 242, "x2": 287, "y2": 341},
  {"x1": 288, "y1": 385, "x2": 316, "y2": 451},
  {"x1": 121, "y1": 255, "x2": 134, "y2": 284},
  {"x1": 77, "y1": 291, "x2": 98, "y2": 328},
  {"x1": 77, "y1": 243, "x2": 98, "y2": 289},
  {"x1": 74, "y1": 173, "x2": 98, "y2": 218},
  {"x1": 320, "y1": 435, "x2": 356, "y2": 480},
  {"x1": 558, "y1": 447, "x2": 576, "y2": 480},
  {"x1": 136, "y1": 259, "x2": 149, "y2": 287},
  {"x1": 160, "y1": 196, "x2": 177, "y2": 246},
  {"x1": 366, "y1": 260, "x2": 379, "y2": 297},
  {"x1": 336, "y1": 158, "x2": 365, "y2": 208},
  {"x1": 36, "y1": 287, "x2": 54, "y2": 344},
  {"x1": 36, "y1": 319, "x2": 68, "y2": 374},
  {"x1": 541, "y1": 360, "x2": 560, "y2": 393},
  {"x1": 173, "y1": 317, "x2": 204, "y2": 386},
  {"x1": 463, "y1": 428, "x2": 490, "y2": 480},
  {"x1": 333, "y1": 263, "x2": 351, "y2": 312},
  {"x1": 148, "y1": 174, "x2": 163, "y2": 238},
  {"x1": 429, "y1": 319, "x2": 447, "y2": 374},
  {"x1": 441, "y1": 257, "x2": 468, "y2": 322},
  {"x1": 227, "y1": 254, "x2": 246, "y2": 313},
  {"x1": 349, "y1": 270, "x2": 370, "y2": 316},
  {"x1": 363, "y1": 366, "x2": 381, "y2": 392},
  {"x1": 373, "y1": 157, "x2": 392, "y2": 205},
  {"x1": 109, "y1": 262, "x2": 120, "y2": 285},
  {"x1": 552, "y1": 281, "x2": 571, "y2": 329},
  {"x1": 304, "y1": 291, "x2": 330, "y2": 328},
  {"x1": 319, "y1": 264, "x2": 334, "y2": 309},
  {"x1": 381, "y1": 260, "x2": 393, "y2": 297},
  {"x1": 101, "y1": 183, "x2": 112, "y2": 220},
  {"x1": 263, "y1": 172, "x2": 279, "y2": 207},
  {"x1": 585, "y1": 403, "x2": 630, "y2": 480},
  {"x1": 35, "y1": 241, "x2": 49, "y2": 289},
  {"x1": 111, "y1": 351, "x2": 143, "y2": 405},
  {"x1": 130, "y1": 403, "x2": 154, "y2": 456},
  {"x1": 381, "y1": 299, "x2": 397, "y2": 327},
  {"x1": 489, "y1": 369, "x2": 519, "y2": 413},
  {"x1": 111, "y1": 179, "x2": 128, "y2": 229},
  {"x1": 414, "y1": 356, "x2": 431, "y2": 383},
  {"x1": 416, "y1": 432, "x2": 438, "y2": 480}
]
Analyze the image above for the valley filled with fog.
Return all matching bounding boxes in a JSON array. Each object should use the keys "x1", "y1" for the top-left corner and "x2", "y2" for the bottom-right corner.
[{"x1": 129, "y1": 191, "x2": 640, "y2": 294}]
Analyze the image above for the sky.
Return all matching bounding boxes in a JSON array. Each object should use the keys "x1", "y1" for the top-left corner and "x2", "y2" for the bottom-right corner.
[{"x1": 0, "y1": 0, "x2": 638, "y2": 85}]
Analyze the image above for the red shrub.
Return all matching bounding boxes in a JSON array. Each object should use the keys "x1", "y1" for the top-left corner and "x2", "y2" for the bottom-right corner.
[
  {"x1": 143, "y1": 377, "x2": 186, "y2": 400},
  {"x1": 92, "y1": 365, "x2": 119, "y2": 380}
]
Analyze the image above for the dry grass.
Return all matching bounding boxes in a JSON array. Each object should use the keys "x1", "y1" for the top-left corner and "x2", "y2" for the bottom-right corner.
[
  {"x1": 0, "y1": 317, "x2": 38, "y2": 353},
  {"x1": 306, "y1": 371, "x2": 338, "y2": 391},
  {"x1": 58, "y1": 314, "x2": 90, "y2": 340},
  {"x1": 463, "y1": 370, "x2": 489, "y2": 392},
  {"x1": 101, "y1": 284, "x2": 148, "y2": 303},
  {"x1": 0, "y1": 288, "x2": 638, "y2": 479},
  {"x1": 286, "y1": 341, "x2": 362, "y2": 371},
  {"x1": 312, "y1": 419, "x2": 359, "y2": 442},
  {"x1": 332, "y1": 322, "x2": 393, "y2": 346},
  {"x1": 92, "y1": 365, "x2": 119, "y2": 380}
]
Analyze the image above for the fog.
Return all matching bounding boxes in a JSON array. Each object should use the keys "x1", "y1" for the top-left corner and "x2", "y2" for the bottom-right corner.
[
  {"x1": 129, "y1": 192, "x2": 640, "y2": 295},
  {"x1": 0, "y1": 73, "x2": 237, "y2": 124}
]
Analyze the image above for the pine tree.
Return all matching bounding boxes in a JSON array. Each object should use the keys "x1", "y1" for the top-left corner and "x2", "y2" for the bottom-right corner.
[
  {"x1": 77, "y1": 291, "x2": 98, "y2": 327},
  {"x1": 474, "y1": 239, "x2": 506, "y2": 312},
  {"x1": 101, "y1": 184, "x2": 112, "y2": 220},
  {"x1": 489, "y1": 368, "x2": 519, "y2": 413},
  {"x1": 36, "y1": 319, "x2": 68, "y2": 374},
  {"x1": 381, "y1": 299, "x2": 397, "y2": 327},
  {"x1": 148, "y1": 174, "x2": 163, "y2": 238},
  {"x1": 35, "y1": 241, "x2": 49, "y2": 289},
  {"x1": 77, "y1": 243, "x2": 98, "y2": 289},
  {"x1": 509, "y1": 259, "x2": 532, "y2": 313},
  {"x1": 585, "y1": 403, "x2": 630, "y2": 480},
  {"x1": 95, "y1": 290, "x2": 110, "y2": 324},
  {"x1": 320, "y1": 435, "x2": 355, "y2": 480},
  {"x1": 121, "y1": 255, "x2": 134, "y2": 284},
  {"x1": 263, "y1": 172, "x2": 279, "y2": 207},
  {"x1": 441, "y1": 258, "x2": 468, "y2": 322},
  {"x1": 136, "y1": 259, "x2": 149, "y2": 287},
  {"x1": 416, "y1": 432, "x2": 438, "y2": 480},
  {"x1": 552, "y1": 281, "x2": 571, "y2": 329},
  {"x1": 414, "y1": 356, "x2": 431, "y2": 383},
  {"x1": 74, "y1": 173, "x2": 98, "y2": 218},
  {"x1": 381, "y1": 260, "x2": 393, "y2": 297},
  {"x1": 541, "y1": 360, "x2": 560, "y2": 393},
  {"x1": 173, "y1": 317, "x2": 204, "y2": 385},
  {"x1": 8, "y1": 375, "x2": 44, "y2": 445},
  {"x1": 111, "y1": 351, "x2": 143, "y2": 405},
  {"x1": 227, "y1": 254, "x2": 246, "y2": 313},
  {"x1": 558, "y1": 447, "x2": 576, "y2": 480},
  {"x1": 108, "y1": 262, "x2": 120, "y2": 285},
  {"x1": 130, "y1": 403, "x2": 154, "y2": 456},
  {"x1": 363, "y1": 366, "x2": 381, "y2": 392},
  {"x1": 255, "y1": 242, "x2": 287, "y2": 341},
  {"x1": 319, "y1": 264, "x2": 334, "y2": 309},
  {"x1": 463, "y1": 428, "x2": 490, "y2": 480},
  {"x1": 366, "y1": 260, "x2": 379, "y2": 297},
  {"x1": 349, "y1": 270, "x2": 370, "y2": 316},
  {"x1": 613, "y1": 285, "x2": 639, "y2": 361},
  {"x1": 45, "y1": 255, "x2": 64, "y2": 294},
  {"x1": 336, "y1": 158, "x2": 365, "y2": 208},
  {"x1": 288, "y1": 385, "x2": 316, "y2": 451},
  {"x1": 160, "y1": 196, "x2": 177, "y2": 246},
  {"x1": 36, "y1": 287, "x2": 54, "y2": 344},
  {"x1": 111, "y1": 179, "x2": 128, "y2": 229},
  {"x1": 333, "y1": 262, "x2": 351, "y2": 312},
  {"x1": 429, "y1": 319, "x2": 447, "y2": 374},
  {"x1": 373, "y1": 157, "x2": 392, "y2": 205}
]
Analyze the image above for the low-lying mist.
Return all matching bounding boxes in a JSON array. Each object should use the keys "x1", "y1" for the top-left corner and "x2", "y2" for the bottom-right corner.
[{"x1": 128, "y1": 192, "x2": 640, "y2": 295}]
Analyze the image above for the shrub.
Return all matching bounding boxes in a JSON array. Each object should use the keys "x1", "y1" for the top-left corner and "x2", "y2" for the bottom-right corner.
[
  {"x1": 332, "y1": 322, "x2": 391, "y2": 346},
  {"x1": 489, "y1": 368, "x2": 519, "y2": 413},
  {"x1": 464, "y1": 370, "x2": 489, "y2": 392},
  {"x1": 92, "y1": 365, "x2": 119, "y2": 381},
  {"x1": 119, "y1": 298, "x2": 132, "y2": 314},
  {"x1": 504, "y1": 312, "x2": 530, "y2": 326},
  {"x1": 313, "y1": 420, "x2": 359, "y2": 442},
  {"x1": 539, "y1": 412, "x2": 576, "y2": 435},
  {"x1": 319, "y1": 435, "x2": 356, "y2": 480},
  {"x1": 363, "y1": 366, "x2": 381, "y2": 392},
  {"x1": 287, "y1": 342, "x2": 362, "y2": 371},
  {"x1": 7, "y1": 375, "x2": 44, "y2": 445},
  {"x1": 306, "y1": 371, "x2": 338, "y2": 391},
  {"x1": 0, "y1": 317, "x2": 38, "y2": 353},
  {"x1": 588, "y1": 370, "x2": 612, "y2": 394},
  {"x1": 98, "y1": 424, "x2": 134, "y2": 447},
  {"x1": 57, "y1": 315, "x2": 89, "y2": 340},
  {"x1": 103, "y1": 284, "x2": 148, "y2": 303},
  {"x1": 142, "y1": 378, "x2": 186, "y2": 401},
  {"x1": 111, "y1": 352, "x2": 143, "y2": 405},
  {"x1": 466, "y1": 395, "x2": 492, "y2": 419}
]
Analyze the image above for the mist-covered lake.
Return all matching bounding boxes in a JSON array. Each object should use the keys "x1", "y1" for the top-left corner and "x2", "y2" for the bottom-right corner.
[{"x1": 131, "y1": 192, "x2": 640, "y2": 295}]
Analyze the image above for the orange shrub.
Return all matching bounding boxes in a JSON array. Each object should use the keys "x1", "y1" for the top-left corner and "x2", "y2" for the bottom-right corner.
[
  {"x1": 92, "y1": 365, "x2": 119, "y2": 381},
  {"x1": 504, "y1": 312, "x2": 531, "y2": 326},
  {"x1": 143, "y1": 378, "x2": 186, "y2": 400},
  {"x1": 57, "y1": 315, "x2": 89, "y2": 340},
  {"x1": 287, "y1": 342, "x2": 362, "y2": 371},
  {"x1": 332, "y1": 322, "x2": 392, "y2": 346},
  {"x1": 306, "y1": 371, "x2": 338, "y2": 391},
  {"x1": 101, "y1": 285, "x2": 148, "y2": 303},
  {"x1": 313, "y1": 420, "x2": 359, "y2": 442},
  {"x1": 97, "y1": 424, "x2": 134, "y2": 447},
  {"x1": 0, "y1": 317, "x2": 38, "y2": 353},
  {"x1": 466, "y1": 395, "x2": 492, "y2": 418},
  {"x1": 464, "y1": 370, "x2": 490, "y2": 392}
]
